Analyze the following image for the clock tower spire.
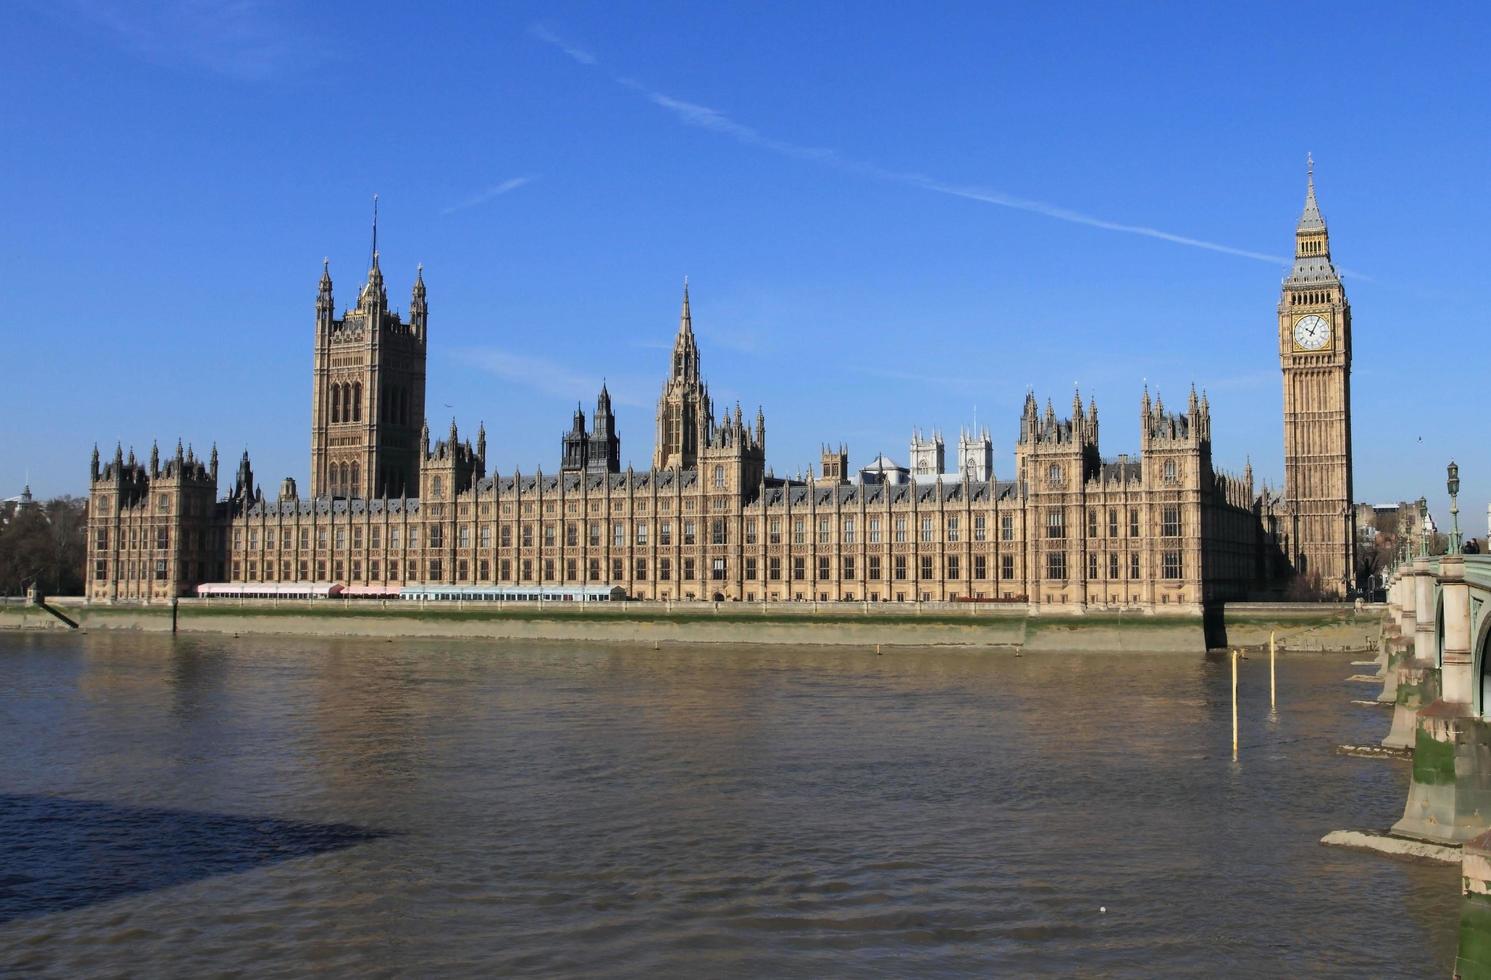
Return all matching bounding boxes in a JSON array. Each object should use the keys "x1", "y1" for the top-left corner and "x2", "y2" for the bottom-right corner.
[{"x1": 1277, "y1": 156, "x2": 1355, "y2": 596}]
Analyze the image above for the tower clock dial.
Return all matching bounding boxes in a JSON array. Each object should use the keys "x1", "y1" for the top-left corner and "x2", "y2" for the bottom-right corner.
[{"x1": 1292, "y1": 314, "x2": 1331, "y2": 351}]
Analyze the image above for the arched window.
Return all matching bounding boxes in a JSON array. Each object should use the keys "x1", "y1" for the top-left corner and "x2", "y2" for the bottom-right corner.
[
  {"x1": 343, "y1": 384, "x2": 353, "y2": 422},
  {"x1": 330, "y1": 385, "x2": 341, "y2": 424},
  {"x1": 339, "y1": 462, "x2": 349, "y2": 496},
  {"x1": 1048, "y1": 463, "x2": 1062, "y2": 485},
  {"x1": 432, "y1": 476, "x2": 443, "y2": 499},
  {"x1": 398, "y1": 387, "x2": 408, "y2": 426},
  {"x1": 350, "y1": 462, "x2": 360, "y2": 497},
  {"x1": 1163, "y1": 459, "x2": 1177, "y2": 483},
  {"x1": 713, "y1": 464, "x2": 725, "y2": 488},
  {"x1": 352, "y1": 382, "x2": 362, "y2": 422}
]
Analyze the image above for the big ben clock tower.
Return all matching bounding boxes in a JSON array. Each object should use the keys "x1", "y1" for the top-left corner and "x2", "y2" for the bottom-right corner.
[{"x1": 1278, "y1": 156, "x2": 1355, "y2": 596}]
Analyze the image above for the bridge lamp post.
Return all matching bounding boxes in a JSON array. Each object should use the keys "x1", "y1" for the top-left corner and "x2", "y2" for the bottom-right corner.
[
  {"x1": 1447, "y1": 461, "x2": 1462, "y2": 555},
  {"x1": 1419, "y1": 496, "x2": 1431, "y2": 558}
]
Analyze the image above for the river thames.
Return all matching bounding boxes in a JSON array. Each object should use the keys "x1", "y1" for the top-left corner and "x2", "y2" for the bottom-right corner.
[{"x1": 0, "y1": 632, "x2": 1458, "y2": 977}]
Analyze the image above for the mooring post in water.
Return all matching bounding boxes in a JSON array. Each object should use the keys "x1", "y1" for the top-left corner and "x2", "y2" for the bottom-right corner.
[
  {"x1": 1232, "y1": 649, "x2": 1239, "y2": 759},
  {"x1": 171, "y1": 597, "x2": 179, "y2": 634},
  {"x1": 1270, "y1": 631, "x2": 1277, "y2": 711}
]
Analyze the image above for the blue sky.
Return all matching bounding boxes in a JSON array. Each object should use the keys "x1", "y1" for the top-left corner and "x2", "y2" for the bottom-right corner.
[{"x1": 3, "y1": 1, "x2": 1488, "y2": 534}]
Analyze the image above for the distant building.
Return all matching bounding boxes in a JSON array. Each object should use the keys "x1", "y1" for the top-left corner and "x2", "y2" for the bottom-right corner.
[
  {"x1": 2, "y1": 484, "x2": 34, "y2": 509},
  {"x1": 858, "y1": 454, "x2": 909, "y2": 486},
  {"x1": 903, "y1": 426, "x2": 992, "y2": 483},
  {"x1": 908, "y1": 430, "x2": 943, "y2": 479},
  {"x1": 957, "y1": 428, "x2": 993, "y2": 481}
]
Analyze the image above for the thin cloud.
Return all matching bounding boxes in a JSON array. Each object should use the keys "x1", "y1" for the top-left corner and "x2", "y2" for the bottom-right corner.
[
  {"x1": 457, "y1": 347, "x2": 646, "y2": 408},
  {"x1": 57, "y1": 0, "x2": 316, "y2": 81},
  {"x1": 533, "y1": 24, "x2": 1317, "y2": 270},
  {"x1": 529, "y1": 22, "x2": 595, "y2": 65},
  {"x1": 849, "y1": 365, "x2": 986, "y2": 389},
  {"x1": 442, "y1": 176, "x2": 533, "y2": 215}
]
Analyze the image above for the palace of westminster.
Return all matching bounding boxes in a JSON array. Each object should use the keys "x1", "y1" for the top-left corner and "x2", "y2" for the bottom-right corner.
[{"x1": 85, "y1": 170, "x2": 1357, "y2": 608}]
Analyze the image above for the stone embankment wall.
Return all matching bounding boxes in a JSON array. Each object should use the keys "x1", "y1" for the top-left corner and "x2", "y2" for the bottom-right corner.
[
  {"x1": 1220, "y1": 604, "x2": 1384, "y2": 652},
  {"x1": 0, "y1": 599, "x2": 1381, "y2": 652}
]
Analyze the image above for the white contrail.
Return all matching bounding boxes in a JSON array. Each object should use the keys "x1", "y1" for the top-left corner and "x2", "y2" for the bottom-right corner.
[
  {"x1": 529, "y1": 23, "x2": 595, "y2": 65},
  {"x1": 532, "y1": 24, "x2": 1295, "y2": 267},
  {"x1": 442, "y1": 176, "x2": 533, "y2": 215}
]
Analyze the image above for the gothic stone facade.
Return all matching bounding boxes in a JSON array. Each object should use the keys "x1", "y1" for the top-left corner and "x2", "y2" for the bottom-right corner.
[{"x1": 85, "y1": 173, "x2": 1349, "y2": 606}]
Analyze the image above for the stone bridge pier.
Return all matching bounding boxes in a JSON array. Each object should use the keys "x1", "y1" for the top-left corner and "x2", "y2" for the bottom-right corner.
[
  {"x1": 1388, "y1": 554, "x2": 1491, "y2": 843},
  {"x1": 1382, "y1": 557, "x2": 1441, "y2": 749}
]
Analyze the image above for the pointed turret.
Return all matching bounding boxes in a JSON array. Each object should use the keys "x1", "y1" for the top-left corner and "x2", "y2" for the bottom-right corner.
[
  {"x1": 360, "y1": 249, "x2": 386, "y2": 308},
  {"x1": 755, "y1": 406, "x2": 766, "y2": 451},
  {"x1": 408, "y1": 262, "x2": 427, "y2": 340},
  {"x1": 1141, "y1": 384, "x2": 1151, "y2": 416},
  {"x1": 90, "y1": 444, "x2": 100, "y2": 481},
  {"x1": 317, "y1": 258, "x2": 334, "y2": 322},
  {"x1": 234, "y1": 449, "x2": 255, "y2": 503},
  {"x1": 209, "y1": 443, "x2": 219, "y2": 484},
  {"x1": 421, "y1": 419, "x2": 431, "y2": 457},
  {"x1": 476, "y1": 422, "x2": 486, "y2": 471},
  {"x1": 149, "y1": 440, "x2": 160, "y2": 477},
  {"x1": 670, "y1": 278, "x2": 699, "y2": 382}
]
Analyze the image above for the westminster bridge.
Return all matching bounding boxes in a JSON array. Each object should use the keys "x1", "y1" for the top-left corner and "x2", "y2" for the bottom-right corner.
[{"x1": 1373, "y1": 545, "x2": 1491, "y2": 976}]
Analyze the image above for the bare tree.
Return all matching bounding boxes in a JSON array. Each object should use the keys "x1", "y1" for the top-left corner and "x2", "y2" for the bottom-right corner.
[{"x1": 0, "y1": 496, "x2": 87, "y2": 596}]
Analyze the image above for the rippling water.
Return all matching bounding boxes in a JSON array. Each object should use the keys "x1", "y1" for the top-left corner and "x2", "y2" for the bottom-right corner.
[{"x1": 0, "y1": 632, "x2": 1458, "y2": 977}]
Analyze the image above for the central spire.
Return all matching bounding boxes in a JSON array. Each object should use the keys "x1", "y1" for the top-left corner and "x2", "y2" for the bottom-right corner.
[{"x1": 671, "y1": 277, "x2": 698, "y2": 382}]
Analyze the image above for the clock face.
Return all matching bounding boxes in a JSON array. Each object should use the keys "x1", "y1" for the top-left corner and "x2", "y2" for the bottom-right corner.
[{"x1": 1293, "y1": 314, "x2": 1331, "y2": 351}]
